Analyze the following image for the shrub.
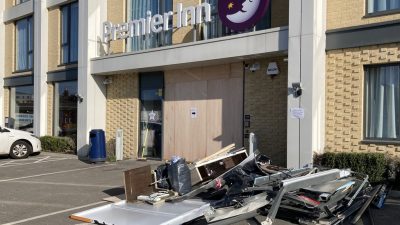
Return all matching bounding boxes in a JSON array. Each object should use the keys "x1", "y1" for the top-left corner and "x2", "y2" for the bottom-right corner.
[
  {"x1": 40, "y1": 136, "x2": 76, "y2": 154},
  {"x1": 318, "y1": 152, "x2": 386, "y2": 183}
]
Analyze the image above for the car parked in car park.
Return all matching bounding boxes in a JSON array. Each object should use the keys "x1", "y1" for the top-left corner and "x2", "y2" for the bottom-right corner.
[{"x1": 0, "y1": 126, "x2": 41, "y2": 159}]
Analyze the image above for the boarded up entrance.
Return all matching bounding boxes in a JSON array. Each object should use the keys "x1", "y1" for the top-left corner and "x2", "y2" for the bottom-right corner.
[{"x1": 163, "y1": 64, "x2": 243, "y2": 162}]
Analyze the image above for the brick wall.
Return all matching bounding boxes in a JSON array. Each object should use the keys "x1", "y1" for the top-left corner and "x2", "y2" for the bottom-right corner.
[
  {"x1": 48, "y1": 8, "x2": 60, "y2": 71},
  {"x1": 107, "y1": 0, "x2": 125, "y2": 54},
  {"x1": 326, "y1": 43, "x2": 400, "y2": 156},
  {"x1": 244, "y1": 57, "x2": 288, "y2": 166},
  {"x1": 327, "y1": 0, "x2": 400, "y2": 30},
  {"x1": 47, "y1": 83, "x2": 54, "y2": 135},
  {"x1": 106, "y1": 73, "x2": 139, "y2": 159},
  {"x1": 5, "y1": 0, "x2": 13, "y2": 9},
  {"x1": 3, "y1": 88, "x2": 10, "y2": 118},
  {"x1": 271, "y1": 0, "x2": 289, "y2": 28},
  {"x1": 5, "y1": 23, "x2": 14, "y2": 77}
]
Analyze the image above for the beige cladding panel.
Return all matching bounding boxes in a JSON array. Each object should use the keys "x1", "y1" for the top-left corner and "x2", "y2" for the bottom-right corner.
[
  {"x1": 326, "y1": 43, "x2": 400, "y2": 156},
  {"x1": 327, "y1": 0, "x2": 400, "y2": 30},
  {"x1": 244, "y1": 57, "x2": 288, "y2": 167},
  {"x1": 5, "y1": 23, "x2": 14, "y2": 77},
  {"x1": 48, "y1": 8, "x2": 60, "y2": 71},
  {"x1": 106, "y1": 73, "x2": 139, "y2": 159},
  {"x1": 108, "y1": 0, "x2": 125, "y2": 54},
  {"x1": 47, "y1": 83, "x2": 54, "y2": 136},
  {"x1": 271, "y1": 0, "x2": 289, "y2": 28}
]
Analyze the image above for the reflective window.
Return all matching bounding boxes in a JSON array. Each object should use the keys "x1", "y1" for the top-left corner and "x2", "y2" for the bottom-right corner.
[
  {"x1": 365, "y1": 65, "x2": 400, "y2": 141},
  {"x1": 16, "y1": 0, "x2": 30, "y2": 5},
  {"x1": 368, "y1": 0, "x2": 400, "y2": 13},
  {"x1": 54, "y1": 81, "x2": 78, "y2": 140},
  {"x1": 61, "y1": 2, "x2": 79, "y2": 64},
  {"x1": 16, "y1": 16, "x2": 33, "y2": 71},
  {"x1": 9, "y1": 86, "x2": 34, "y2": 132},
  {"x1": 202, "y1": 0, "x2": 271, "y2": 40},
  {"x1": 127, "y1": 0, "x2": 173, "y2": 52},
  {"x1": 139, "y1": 73, "x2": 164, "y2": 159}
]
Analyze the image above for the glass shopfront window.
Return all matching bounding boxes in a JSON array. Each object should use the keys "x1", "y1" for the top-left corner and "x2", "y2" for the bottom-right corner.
[
  {"x1": 9, "y1": 86, "x2": 34, "y2": 132},
  {"x1": 54, "y1": 81, "x2": 78, "y2": 140},
  {"x1": 127, "y1": 0, "x2": 173, "y2": 52}
]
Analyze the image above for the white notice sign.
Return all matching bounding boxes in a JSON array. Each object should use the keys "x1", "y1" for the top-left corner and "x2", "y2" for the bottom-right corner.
[
  {"x1": 191, "y1": 108, "x2": 198, "y2": 119},
  {"x1": 290, "y1": 108, "x2": 305, "y2": 119}
]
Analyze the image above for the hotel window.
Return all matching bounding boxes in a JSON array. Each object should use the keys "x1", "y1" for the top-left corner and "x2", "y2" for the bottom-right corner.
[
  {"x1": 127, "y1": 0, "x2": 173, "y2": 52},
  {"x1": 367, "y1": 0, "x2": 400, "y2": 14},
  {"x1": 365, "y1": 65, "x2": 400, "y2": 142},
  {"x1": 8, "y1": 86, "x2": 34, "y2": 132},
  {"x1": 15, "y1": 16, "x2": 33, "y2": 71},
  {"x1": 61, "y1": 2, "x2": 79, "y2": 64},
  {"x1": 16, "y1": 0, "x2": 30, "y2": 5},
  {"x1": 54, "y1": 81, "x2": 78, "y2": 140},
  {"x1": 202, "y1": 0, "x2": 271, "y2": 40}
]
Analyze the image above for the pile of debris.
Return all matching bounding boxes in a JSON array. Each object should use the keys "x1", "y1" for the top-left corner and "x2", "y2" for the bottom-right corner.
[{"x1": 70, "y1": 143, "x2": 386, "y2": 225}]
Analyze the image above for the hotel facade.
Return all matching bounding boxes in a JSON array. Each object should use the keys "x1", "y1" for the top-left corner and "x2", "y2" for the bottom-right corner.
[{"x1": 0, "y1": 0, "x2": 399, "y2": 168}]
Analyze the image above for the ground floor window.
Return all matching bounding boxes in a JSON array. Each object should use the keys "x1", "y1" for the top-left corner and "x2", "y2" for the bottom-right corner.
[
  {"x1": 139, "y1": 73, "x2": 164, "y2": 159},
  {"x1": 8, "y1": 85, "x2": 34, "y2": 132},
  {"x1": 54, "y1": 81, "x2": 78, "y2": 140},
  {"x1": 365, "y1": 64, "x2": 400, "y2": 142}
]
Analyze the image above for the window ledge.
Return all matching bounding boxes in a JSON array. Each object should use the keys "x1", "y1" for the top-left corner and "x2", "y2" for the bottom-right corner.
[
  {"x1": 12, "y1": 70, "x2": 33, "y2": 76},
  {"x1": 364, "y1": 9, "x2": 400, "y2": 18},
  {"x1": 361, "y1": 139, "x2": 400, "y2": 146}
]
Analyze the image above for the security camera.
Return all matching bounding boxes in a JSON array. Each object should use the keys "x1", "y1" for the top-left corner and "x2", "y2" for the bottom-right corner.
[
  {"x1": 249, "y1": 63, "x2": 260, "y2": 72},
  {"x1": 75, "y1": 94, "x2": 84, "y2": 103}
]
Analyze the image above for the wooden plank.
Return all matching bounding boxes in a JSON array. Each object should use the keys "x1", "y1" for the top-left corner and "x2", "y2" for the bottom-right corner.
[
  {"x1": 194, "y1": 144, "x2": 235, "y2": 166},
  {"x1": 123, "y1": 165, "x2": 153, "y2": 203}
]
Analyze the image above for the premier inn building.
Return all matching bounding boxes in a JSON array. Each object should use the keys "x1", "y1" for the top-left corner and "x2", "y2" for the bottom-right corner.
[{"x1": 0, "y1": 0, "x2": 399, "y2": 168}]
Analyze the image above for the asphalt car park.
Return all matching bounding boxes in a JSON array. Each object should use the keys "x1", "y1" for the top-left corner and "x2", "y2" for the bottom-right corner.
[{"x1": 0, "y1": 152, "x2": 160, "y2": 225}]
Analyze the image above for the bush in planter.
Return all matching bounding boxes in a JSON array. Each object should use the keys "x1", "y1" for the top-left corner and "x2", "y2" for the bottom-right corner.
[
  {"x1": 40, "y1": 136, "x2": 76, "y2": 154},
  {"x1": 318, "y1": 152, "x2": 386, "y2": 183}
]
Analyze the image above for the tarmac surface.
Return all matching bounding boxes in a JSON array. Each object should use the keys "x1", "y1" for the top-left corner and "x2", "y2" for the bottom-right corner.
[{"x1": 0, "y1": 152, "x2": 398, "y2": 225}]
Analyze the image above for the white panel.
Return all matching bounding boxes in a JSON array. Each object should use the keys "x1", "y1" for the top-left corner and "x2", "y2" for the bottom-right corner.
[
  {"x1": 91, "y1": 28, "x2": 289, "y2": 75},
  {"x1": 77, "y1": 0, "x2": 108, "y2": 157},
  {"x1": 3, "y1": 0, "x2": 33, "y2": 22},
  {"x1": 33, "y1": 0, "x2": 48, "y2": 136},
  {"x1": 288, "y1": 0, "x2": 326, "y2": 168},
  {"x1": 0, "y1": 1, "x2": 5, "y2": 126}
]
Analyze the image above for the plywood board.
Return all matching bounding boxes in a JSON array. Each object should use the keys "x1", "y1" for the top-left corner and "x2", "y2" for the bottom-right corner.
[{"x1": 124, "y1": 165, "x2": 153, "y2": 203}]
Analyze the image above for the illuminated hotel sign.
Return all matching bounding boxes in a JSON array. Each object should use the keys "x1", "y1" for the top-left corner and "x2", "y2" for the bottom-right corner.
[
  {"x1": 219, "y1": 0, "x2": 270, "y2": 31},
  {"x1": 103, "y1": 3, "x2": 212, "y2": 43},
  {"x1": 103, "y1": 0, "x2": 270, "y2": 43}
]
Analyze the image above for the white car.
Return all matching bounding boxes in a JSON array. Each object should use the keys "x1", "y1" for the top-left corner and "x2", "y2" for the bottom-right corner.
[{"x1": 0, "y1": 126, "x2": 42, "y2": 159}]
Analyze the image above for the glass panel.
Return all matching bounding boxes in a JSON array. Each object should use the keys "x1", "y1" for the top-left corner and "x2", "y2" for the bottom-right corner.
[
  {"x1": 127, "y1": 0, "x2": 173, "y2": 52},
  {"x1": 70, "y1": 2, "x2": 79, "y2": 62},
  {"x1": 365, "y1": 65, "x2": 400, "y2": 141},
  {"x1": 369, "y1": 0, "x2": 400, "y2": 13},
  {"x1": 28, "y1": 17, "x2": 33, "y2": 69},
  {"x1": 16, "y1": 18, "x2": 28, "y2": 71},
  {"x1": 139, "y1": 73, "x2": 164, "y2": 159},
  {"x1": 61, "y1": 5, "x2": 70, "y2": 64},
  {"x1": 9, "y1": 86, "x2": 34, "y2": 132},
  {"x1": 54, "y1": 81, "x2": 78, "y2": 143}
]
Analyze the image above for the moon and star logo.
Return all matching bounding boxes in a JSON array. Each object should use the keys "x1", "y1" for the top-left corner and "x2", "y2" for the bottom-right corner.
[{"x1": 218, "y1": 0, "x2": 270, "y2": 31}]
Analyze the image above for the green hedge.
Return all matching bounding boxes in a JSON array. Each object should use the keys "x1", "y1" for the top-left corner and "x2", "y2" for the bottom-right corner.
[
  {"x1": 318, "y1": 152, "x2": 386, "y2": 183},
  {"x1": 40, "y1": 136, "x2": 76, "y2": 154}
]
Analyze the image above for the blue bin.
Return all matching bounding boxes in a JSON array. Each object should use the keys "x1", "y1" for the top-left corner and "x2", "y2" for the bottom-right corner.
[{"x1": 89, "y1": 129, "x2": 106, "y2": 163}]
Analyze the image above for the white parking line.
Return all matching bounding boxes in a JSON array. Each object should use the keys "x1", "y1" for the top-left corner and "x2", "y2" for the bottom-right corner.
[
  {"x1": 7, "y1": 180, "x2": 120, "y2": 188},
  {"x1": 0, "y1": 157, "x2": 71, "y2": 168},
  {"x1": 0, "y1": 164, "x2": 114, "y2": 183},
  {"x1": 0, "y1": 201, "x2": 105, "y2": 225},
  {"x1": 34, "y1": 156, "x2": 50, "y2": 163}
]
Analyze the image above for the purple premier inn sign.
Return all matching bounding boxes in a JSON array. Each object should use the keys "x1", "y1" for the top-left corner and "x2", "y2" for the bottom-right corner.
[{"x1": 218, "y1": 0, "x2": 270, "y2": 31}]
